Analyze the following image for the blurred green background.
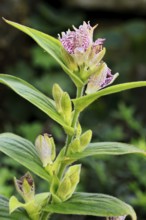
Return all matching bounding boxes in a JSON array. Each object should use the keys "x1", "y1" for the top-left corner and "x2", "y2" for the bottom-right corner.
[{"x1": 1, "y1": 0, "x2": 146, "y2": 219}]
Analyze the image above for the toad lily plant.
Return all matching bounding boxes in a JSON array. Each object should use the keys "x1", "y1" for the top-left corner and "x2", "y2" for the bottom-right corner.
[{"x1": 0, "y1": 19, "x2": 146, "y2": 220}]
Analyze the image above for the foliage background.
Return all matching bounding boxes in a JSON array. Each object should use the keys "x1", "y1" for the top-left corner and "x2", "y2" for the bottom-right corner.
[{"x1": 0, "y1": 0, "x2": 146, "y2": 219}]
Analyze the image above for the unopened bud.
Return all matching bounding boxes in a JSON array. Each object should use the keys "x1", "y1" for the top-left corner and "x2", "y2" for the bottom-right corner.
[
  {"x1": 14, "y1": 172, "x2": 35, "y2": 202},
  {"x1": 61, "y1": 47, "x2": 78, "y2": 72},
  {"x1": 57, "y1": 164, "x2": 81, "y2": 201},
  {"x1": 61, "y1": 92, "x2": 72, "y2": 125},
  {"x1": 76, "y1": 122, "x2": 82, "y2": 137},
  {"x1": 52, "y1": 84, "x2": 63, "y2": 113},
  {"x1": 68, "y1": 138, "x2": 80, "y2": 154},
  {"x1": 89, "y1": 48, "x2": 106, "y2": 71},
  {"x1": 82, "y1": 48, "x2": 106, "y2": 81},
  {"x1": 56, "y1": 178, "x2": 71, "y2": 201},
  {"x1": 35, "y1": 134, "x2": 56, "y2": 167},
  {"x1": 80, "y1": 130, "x2": 92, "y2": 151},
  {"x1": 52, "y1": 84, "x2": 72, "y2": 125}
]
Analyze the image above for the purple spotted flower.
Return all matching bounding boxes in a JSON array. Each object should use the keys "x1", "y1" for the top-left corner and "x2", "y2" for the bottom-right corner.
[
  {"x1": 86, "y1": 63, "x2": 118, "y2": 94},
  {"x1": 59, "y1": 21, "x2": 104, "y2": 67},
  {"x1": 59, "y1": 22, "x2": 94, "y2": 55},
  {"x1": 59, "y1": 21, "x2": 118, "y2": 92}
]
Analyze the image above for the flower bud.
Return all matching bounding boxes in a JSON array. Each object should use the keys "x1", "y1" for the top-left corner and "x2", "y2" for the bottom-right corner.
[
  {"x1": 14, "y1": 172, "x2": 35, "y2": 202},
  {"x1": 60, "y1": 92, "x2": 72, "y2": 125},
  {"x1": 68, "y1": 138, "x2": 80, "y2": 154},
  {"x1": 89, "y1": 47, "x2": 106, "y2": 69},
  {"x1": 76, "y1": 122, "x2": 82, "y2": 137},
  {"x1": 56, "y1": 178, "x2": 72, "y2": 201},
  {"x1": 56, "y1": 164, "x2": 81, "y2": 201},
  {"x1": 35, "y1": 134, "x2": 56, "y2": 167},
  {"x1": 52, "y1": 84, "x2": 72, "y2": 125},
  {"x1": 81, "y1": 48, "x2": 106, "y2": 81},
  {"x1": 68, "y1": 130, "x2": 92, "y2": 154},
  {"x1": 80, "y1": 129, "x2": 92, "y2": 151},
  {"x1": 52, "y1": 84, "x2": 63, "y2": 113},
  {"x1": 61, "y1": 47, "x2": 78, "y2": 72}
]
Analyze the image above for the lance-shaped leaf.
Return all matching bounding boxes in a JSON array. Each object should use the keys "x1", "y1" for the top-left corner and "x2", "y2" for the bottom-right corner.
[
  {"x1": 73, "y1": 81, "x2": 146, "y2": 112},
  {"x1": 0, "y1": 133, "x2": 50, "y2": 181},
  {"x1": 0, "y1": 195, "x2": 30, "y2": 220},
  {"x1": 0, "y1": 74, "x2": 74, "y2": 135},
  {"x1": 3, "y1": 18, "x2": 83, "y2": 87},
  {"x1": 44, "y1": 192, "x2": 136, "y2": 220},
  {"x1": 68, "y1": 142, "x2": 146, "y2": 161}
]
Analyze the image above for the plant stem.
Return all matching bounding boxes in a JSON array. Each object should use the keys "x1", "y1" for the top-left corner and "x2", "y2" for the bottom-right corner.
[
  {"x1": 57, "y1": 86, "x2": 84, "y2": 178},
  {"x1": 64, "y1": 86, "x2": 84, "y2": 155},
  {"x1": 49, "y1": 85, "x2": 84, "y2": 204}
]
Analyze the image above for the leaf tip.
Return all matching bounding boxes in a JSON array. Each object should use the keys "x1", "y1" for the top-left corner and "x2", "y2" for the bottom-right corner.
[
  {"x1": 2, "y1": 17, "x2": 6, "y2": 22},
  {"x1": 2, "y1": 18, "x2": 13, "y2": 25}
]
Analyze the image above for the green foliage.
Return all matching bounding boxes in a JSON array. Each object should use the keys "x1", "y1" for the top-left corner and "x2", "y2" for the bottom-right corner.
[
  {"x1": 68, "y1": 142, "x2": 146, "y2": 161},
  {"x1": 0, "y1": 18, "x2": 146, "y2": 220},
  {"x1": 73, "y1": 81, "x2": 146, "y2": 112},
  {"x1": 0, "y1": 168, "x2": 13, "y2": 197},
  {"x1": 0, "y1": 195, "x2": 30, "y2": 220},
  {"x1": 0, "y1": 74, "x2": 73, "y2": 135},
  {"x1": 3, "y1": 19, "x2": 83, "y2": 88},
  {"x1": 44, "y1": 193, "x2": 136, "y2": 219},
  {"x1": 0, "y1": 133, "x2": 50, "y2": 181},
  {"x1": 16, "y1": 122, "x2": 43, "y2": 142}
]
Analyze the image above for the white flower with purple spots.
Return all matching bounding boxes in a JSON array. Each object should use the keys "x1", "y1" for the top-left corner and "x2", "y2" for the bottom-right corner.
[
  {"x1": 59, "y1": 21, "x2": 118, "y2": 92},
  {"x1": 59, "y1": 21, "x2": 93, "y2": 55},
  {"x1": 86, "y1": 63, "x2": 119, "y2": 94}
]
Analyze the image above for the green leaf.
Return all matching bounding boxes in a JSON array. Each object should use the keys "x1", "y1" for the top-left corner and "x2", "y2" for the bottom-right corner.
[
  {"x1": 0, "y1": 133, "x2": 50, "y2": 181},
  {"x1": 0, "y1": 74, "x2": 74, "y2": 135},
  {"x1": 73, "y1": 81, "x2": 146, "y2": 111},
  {"x1": 0, "y1": 195, "x2": 30, "y2": 220},
  {"x1": 68, "y1": 142, "x2": 146, "y2": 160},
  {"x1": 9, "y1": 193, "x2": 50, "y2": 219},
  {"x1": 9, "y1": 196, "x2": 24, "y2": 214},
  {"x1": 44, "y1": 192, "x2": 136, "y2": 220},
  {"x1": 3, "y1": 18, "x2": 83, "y2": 87}
]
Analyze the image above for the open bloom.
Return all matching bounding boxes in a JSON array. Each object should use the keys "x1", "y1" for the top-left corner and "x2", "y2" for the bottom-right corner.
[
  {"x1": 59, "y1": 21, "x2": 118, "y2": 92},
  {"x1": 85, "y1": 63, "x2": 119, "y2": 94},
  {"x1": 59, "y1": 21, "x2": 104, "y2": 68}
]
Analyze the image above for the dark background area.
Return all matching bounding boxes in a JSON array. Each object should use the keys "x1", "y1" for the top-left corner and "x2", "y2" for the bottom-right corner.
[{"x1": 1, "y1": 0, "x2": 146, "y2": 219}]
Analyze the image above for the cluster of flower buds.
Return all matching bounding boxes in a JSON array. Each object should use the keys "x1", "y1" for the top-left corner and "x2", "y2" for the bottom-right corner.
[
  {"x1": 59, "y1": 21, "x2": 118, "y2": 93},
  {"x1": 68, "y1": 129, "x2": 92, "y2": 154},
  {"x1": 55, "y1": 164, "x2": 81, "y2": 202}
]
